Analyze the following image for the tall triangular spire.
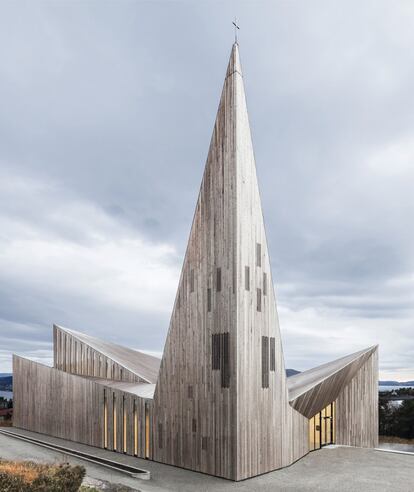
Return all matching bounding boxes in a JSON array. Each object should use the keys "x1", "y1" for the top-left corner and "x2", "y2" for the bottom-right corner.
[
  {"x1": 226, "y1": 42, "x2": 242, "y2": 78},
  {"x1": 153, "y1": 44, "x2": 305, "y2": 481}
]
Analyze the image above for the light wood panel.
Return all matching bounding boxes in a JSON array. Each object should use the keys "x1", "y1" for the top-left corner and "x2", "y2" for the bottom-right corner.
[
  {"x1": 12, "y1": 42, "x2": 379, "y2": 482},
  {"x1": 13, "y1": 355, "x2": 153, "y2": 460},
  {"x1": 288, "y1": 346, "x2": 377, "y2": 418},
  {"x1": 335, "y1": 347, "x2": 379, "y2": 448},
  {"x1": 54, "y1": 325, "x2": 149, "y2": 384},
  {"x1": 152, "y1": 43, "x2": 308, "y2": 481}
]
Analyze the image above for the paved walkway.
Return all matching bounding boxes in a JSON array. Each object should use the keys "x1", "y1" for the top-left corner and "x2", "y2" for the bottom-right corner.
[{"x1": 0, "y1": 428, "x2": 413, "y2": 491}]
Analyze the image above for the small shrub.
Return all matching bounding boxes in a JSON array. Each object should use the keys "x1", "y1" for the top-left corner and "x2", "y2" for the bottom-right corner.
[{"x1": 0, "y1": 460, "x2": 85, "y2": 491}]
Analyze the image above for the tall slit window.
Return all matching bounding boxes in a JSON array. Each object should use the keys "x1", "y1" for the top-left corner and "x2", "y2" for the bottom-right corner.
[
  {"x1": 221, "y1": 332, "x2": 230, "y2": 388},
  {"x1": 103, "y1": 390, "x2": 108, "y2": 449},
  {"x1": 263, "y1": 272, "x2": 267, "y2": 296},
  {"x1": 211, "y1": 332, "x2": 230, "y2": 388},
  {"x1": 212, "y1": 334, "x2": 221, "y2": 370},
  {"x1": 245, "y1": 266, "x2": 250, "y2": 291},
  {"x1": 262, "y1": 336, "x2": 269, "y2": 388},
  {"x1": 216, "y1": 268, "x2": 222, "y2": 292},
  {"x1": 113, "y1": 393, "x2": 117, "y2": 451},
  {"x1": 190, "y1": 269, "x2": 195, "y2": 292},
  {"x1": 158, "y1": 423, "x2": 163, "y2": 449},
  {"x1": 123, "y1": 396, "x2": 127, "y2": 453},
  {"x1": 257, "y1": 288, "x2": 262, "y2": 312},
  {"x1": 134, "y1": 400, "x2": 138, "y2": 456},
  {"x1": 207, "y1": 288, "x2": 212, "y2": 312},
  {"x1": 256, "y1": 243, "x2": 261, "y2": 267},
  {"x1": 270, "y1": 337, "x2": 276, "y2": 371},
  {"x1": 145, "y1": 404, "x2": 150, "y2": 458}
]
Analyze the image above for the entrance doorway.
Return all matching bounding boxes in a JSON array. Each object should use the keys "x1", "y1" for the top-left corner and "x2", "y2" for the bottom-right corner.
[{"x1": 309, "y1": 401, "x2": 335, "y2": 451}]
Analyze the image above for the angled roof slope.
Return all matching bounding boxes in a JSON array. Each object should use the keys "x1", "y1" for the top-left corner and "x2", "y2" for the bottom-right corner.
[
  {"x1": 288, "y1": 345, "x2": 378, "y2": 418},
  {"x1": 55, "y1": 324, "x2": 161, "y2": 384},
  {"x1": 85, "y1": 377, "x2": 156, "y2": 399}
]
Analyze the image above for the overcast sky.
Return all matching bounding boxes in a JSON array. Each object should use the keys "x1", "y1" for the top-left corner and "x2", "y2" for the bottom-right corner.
[{"x1": 0, "y1": 1, "x2": 413, "y2": 380}]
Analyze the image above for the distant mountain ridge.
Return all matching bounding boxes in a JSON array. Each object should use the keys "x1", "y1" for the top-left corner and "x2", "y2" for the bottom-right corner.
[
  {"x1": 286, "y1": 369, "x2": 301, "y2": 377},
  {"x1": 0, "y1": 375, "x2": 12, "y2": 391},
  {"x1": 379, "y1": 380, "x2": 414, "y2": 386}
]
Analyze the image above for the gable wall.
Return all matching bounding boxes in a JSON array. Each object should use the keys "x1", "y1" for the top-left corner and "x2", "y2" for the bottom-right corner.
[{"x1": 54, "y1": 326, "x2": 145, "y2": 383}]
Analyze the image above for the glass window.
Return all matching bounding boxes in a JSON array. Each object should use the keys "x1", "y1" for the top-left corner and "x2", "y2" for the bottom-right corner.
[
  {"x1": 257, "y1": 288, "x2": 262, "y2": 312},
  {"x1": 216, "y1": 268, "x2": 222, "y2": 292},
  {"x1": 245, "y1": 266, "x2": 250, "y2": 291},
  {"x1": 256, "y1": 243, "x2": 261, "y2": 267}
]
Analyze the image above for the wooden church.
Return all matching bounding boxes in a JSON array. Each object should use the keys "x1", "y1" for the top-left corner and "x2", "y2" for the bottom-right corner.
[{"x1": 13, "y1": 43, "x2": 378, "y2": 481}]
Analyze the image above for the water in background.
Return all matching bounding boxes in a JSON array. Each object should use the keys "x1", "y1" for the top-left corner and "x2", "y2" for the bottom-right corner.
[{"x1": 379, "y1": 385, "x2": 414, "y2": 391}]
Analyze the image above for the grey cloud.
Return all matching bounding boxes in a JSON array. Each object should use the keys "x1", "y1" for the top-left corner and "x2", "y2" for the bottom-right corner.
[{"x1": 0, "y1": 1, "x2": 413, "y2": 380}]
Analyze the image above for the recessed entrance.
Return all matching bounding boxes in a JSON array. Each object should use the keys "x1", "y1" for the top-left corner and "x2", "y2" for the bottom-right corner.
[{"x1": 309, "y1": 401, "x2": 335, "y2": 451}]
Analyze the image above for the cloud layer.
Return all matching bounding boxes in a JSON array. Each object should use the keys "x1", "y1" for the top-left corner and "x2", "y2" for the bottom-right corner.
[{"x1": 0, "y1": 1, "x2": 413, "y2": 380}]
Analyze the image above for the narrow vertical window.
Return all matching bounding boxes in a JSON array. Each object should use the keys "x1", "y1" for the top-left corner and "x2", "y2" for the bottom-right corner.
[
  {"x1": 103, "y1": 390, "x2": 108, "y2": 449},
  {"x1": 190, "y1": 269, "x2": 194, "y2": 292},
  {"x1": 123, "y1": 396, "x2": 127, "y2": 453},
  {"x1": 177, "y1": 293, "x2": 180, "y2": 309},
  {"x1": 257, "y1": 288, "x2": 262, "y2": 312},
  {"x1": 256, "y1": 243, "x2": 261, "y2": 267},
  {"x1": 270, "y1": 337, "x2": 276, "y2": 371},
  {"x1": 134, "y1": 400, "x2": 138, "y2": 456},
  {"x1": 221, "y1": 332, "x2": 230, "y2": 388},
  {"x1": 192, "y1": 418, "x2": 197, "y2": 433},
  {"x1": 216, "y1": 268, "x2": 222, "y2": 292},
  {"x1": 113, "y1": 393, "x2": 117, "y2": 451},
  {"x1": 262, "y1": 336, "x2": 269, "y2": 388},
  {"x1": 145, "y1": 404, "x2": 150, "y2": 458},
  {"x1": 202, "y1": 436, "x2": 208, "y2": 450},
  {"x1": 207, "y1": 288, "x2": 212, "y2": 312},
  {"x1": 212, "y1": 334, "x2": 221, "y2": 370},
  {"x1": 263, "y1": 272, "x2": 267, "y2": 296},
  {"x1": 158, "y1": 423, "x2": 163, "y2": 449},
  {"x1": 188, "y1": 385, "x2": 193, "y2": 399},
  {"x1": 245, "y1": 266, "x2": 250, "y2": 291}
]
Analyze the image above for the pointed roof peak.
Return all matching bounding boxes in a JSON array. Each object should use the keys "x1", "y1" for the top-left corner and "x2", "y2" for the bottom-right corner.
[{"x1": 226, "y1": 42, "x2": 242, "y2": 79}]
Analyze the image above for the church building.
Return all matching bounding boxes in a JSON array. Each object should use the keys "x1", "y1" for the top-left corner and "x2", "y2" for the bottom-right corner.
[{"x1": 13, "y1": 43, "x2": 378, "y2": 481}]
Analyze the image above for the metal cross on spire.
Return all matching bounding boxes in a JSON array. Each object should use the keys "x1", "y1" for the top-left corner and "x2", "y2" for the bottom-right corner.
[{"x1": 232, "y1": 18, "x2": 240, "y2": 44}]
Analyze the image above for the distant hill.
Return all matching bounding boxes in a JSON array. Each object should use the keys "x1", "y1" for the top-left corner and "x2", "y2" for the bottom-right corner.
[
  {"x1": 0, "y1": 373, "x2": 12, "y2": 378},
  {"x1": 286, "y1": 369, "x2": 301, "y2": 377},
  {"x1": 379, "y1": 380, "x2": 414, "y2": 386},
  {"x1": 0, "y1": 375, "x2": 12, "y2": 391}
]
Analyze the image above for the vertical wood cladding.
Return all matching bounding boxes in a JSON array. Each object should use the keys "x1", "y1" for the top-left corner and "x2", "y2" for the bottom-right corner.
[
  {"x1": 234, "y1": 43, "x2": 308, "y2": 480},
  {"x1": 152, "y1": 44, "x2": 239, "y2": 480},
  {"x1": 13, "y1": 355, "x2": 153, "y2": 460},
  {"x1": 152, "y1": 44, "x2": 309, "y2": 481},
  {"x1": 335, "y1": 348, "x2": 379, "y2": 448},
  {"x1": 13, "y1": 42, "x2": 378, "y2": 482},
  {"x1": 54, "y1": 326, "x2": 145, "y2": 383}
]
